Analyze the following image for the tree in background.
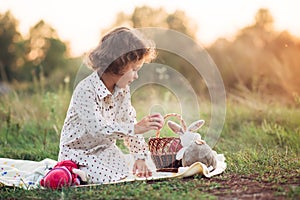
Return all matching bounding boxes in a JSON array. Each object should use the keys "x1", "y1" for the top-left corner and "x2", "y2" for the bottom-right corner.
[
  {"x1": 0, "y1": 11, "x2": 24, "y2": 82},
  {"x1": 22, "y1": 20, "x2": 68, "y2": 81},
  {"x1": 0, "y1": 13, "x2": 69, "y2": 84},
  {"x1": 111, "y1": 6, "x2": 198, "y2": 38},
  {"x1": 208, "y1": 8, "x2": 300, "y2": 103}
]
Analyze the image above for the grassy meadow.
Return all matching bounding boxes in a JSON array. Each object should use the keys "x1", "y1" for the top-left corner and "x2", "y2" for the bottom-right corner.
[{"x1": 0, "y1": 82, "x2": 299, "y2": 199}]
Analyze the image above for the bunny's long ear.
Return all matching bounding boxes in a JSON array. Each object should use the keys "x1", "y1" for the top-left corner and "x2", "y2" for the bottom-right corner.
[
  {"x1": 187, "y1": 120, "x2": 205, "y2": 132},
  {"x1": 167, "y1": 120, "x2": 183, "y2": 134}
]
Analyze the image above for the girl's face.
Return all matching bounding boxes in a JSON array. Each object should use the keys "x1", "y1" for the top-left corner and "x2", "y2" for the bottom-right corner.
[{"x1": 116, "y1": 59, "x2": 144, "y2": 88}]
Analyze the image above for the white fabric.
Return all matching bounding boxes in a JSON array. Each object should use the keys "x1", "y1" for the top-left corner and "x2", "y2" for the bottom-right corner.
[
  {"x1": 0, "y1": 153, "x2": 226, "y2": 189},
  {"x1": 0, "y1": 158, "x2": 56, "y2": 189}
]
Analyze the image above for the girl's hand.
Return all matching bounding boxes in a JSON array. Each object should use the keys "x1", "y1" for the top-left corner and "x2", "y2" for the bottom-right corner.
[
  {"x1": 134, "y1": 113, "x2": 164, "y2": 134},
  {"x1": 133, "y1": 159, "x2": 152, "y2": 178}
]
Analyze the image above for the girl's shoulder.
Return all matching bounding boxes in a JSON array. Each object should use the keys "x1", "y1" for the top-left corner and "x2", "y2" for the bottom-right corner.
[
  {"x1": 72, "y1": 72, "x2": 100, "y2": 95},
  {"x1": 76, "y1": 72, "x2": 100, "y2": 88}
]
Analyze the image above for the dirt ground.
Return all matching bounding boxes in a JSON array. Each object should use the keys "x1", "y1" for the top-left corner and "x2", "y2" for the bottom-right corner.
[{"x1": 203, "y1": 173, "x2": 300, "y2": 199}]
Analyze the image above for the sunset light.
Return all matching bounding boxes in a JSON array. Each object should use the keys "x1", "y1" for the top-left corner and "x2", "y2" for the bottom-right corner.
[
  {"x1": 1, "y1": 1, "x2": 300, "y2": 199},
  {"x1": 1, "y1": 0, "x2": 299, "y2": 56}
]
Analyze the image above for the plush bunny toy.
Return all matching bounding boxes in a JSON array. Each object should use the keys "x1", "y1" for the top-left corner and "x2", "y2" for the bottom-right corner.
[
  {"x1": 167, "y1": 119, "x2": 217, "y2": 170},
  {"x1": 40, "y1": 160, "x2": 87, "y2": 189}
]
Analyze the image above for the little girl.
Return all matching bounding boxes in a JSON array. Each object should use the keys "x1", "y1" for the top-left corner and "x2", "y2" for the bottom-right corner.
[{"x1": 58, "y1": 27, "x2": 163, "y2": 184}]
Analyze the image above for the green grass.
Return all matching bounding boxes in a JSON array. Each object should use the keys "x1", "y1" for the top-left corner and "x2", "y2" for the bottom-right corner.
[
  {"x1": 0, "y1": 178, "x2": 217, "y2": 200},
  {"x1": 0, "y1": 86, "x2": 299, "y2": 199}
]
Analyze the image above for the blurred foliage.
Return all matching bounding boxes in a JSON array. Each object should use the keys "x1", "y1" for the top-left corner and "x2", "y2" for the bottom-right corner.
[
  {"x1": 208, "y1": 8, "x2": 300, "y2": 104},
  {"x1": 23, "y1": 20, "x2": 68, "y2": 78},
  {"x1": 109, "y1": 6, "x2": 198, "y2": 38},
  {"x1": 0, "y1": 12, "x2": 70, "y2": 88},
  {"x1": 0, "y1": 7, "x2": 300, "y2": 104},
  {"x1": 0, "y1": 11, "x2": 23, "y2": 82},
  {"x1": 105, "y1": 7, "x2": 300, "y2": 104}
]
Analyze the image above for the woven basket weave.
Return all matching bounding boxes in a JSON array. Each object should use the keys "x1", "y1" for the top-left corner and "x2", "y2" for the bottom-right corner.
[{"x1": 148, "y1": 113, "x2": 186, "y2": 172}]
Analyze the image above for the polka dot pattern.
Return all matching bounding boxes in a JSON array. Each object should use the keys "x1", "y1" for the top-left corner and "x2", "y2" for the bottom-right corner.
[{"x1": 58, "y1": 72, "x2": 148, "y2": 184}]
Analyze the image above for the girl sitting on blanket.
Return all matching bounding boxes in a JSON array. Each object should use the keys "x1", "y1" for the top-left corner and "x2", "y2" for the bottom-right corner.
[{"x1": 58, "y1": 27, "x2": 164, "y2": 184}]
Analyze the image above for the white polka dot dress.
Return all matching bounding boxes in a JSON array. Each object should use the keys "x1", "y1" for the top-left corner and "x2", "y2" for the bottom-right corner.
[{"x1": 58, "y1": 71, "x2": 148, "y2": 184}]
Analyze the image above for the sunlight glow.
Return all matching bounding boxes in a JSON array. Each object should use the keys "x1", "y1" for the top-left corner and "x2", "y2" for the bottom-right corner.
[{"x1": 0, "y1": 0, "x2": 299, "y2": 56}]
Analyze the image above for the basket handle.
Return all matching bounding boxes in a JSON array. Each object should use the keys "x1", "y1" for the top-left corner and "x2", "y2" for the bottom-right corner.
[{"x1": 155, "y1": 113, "x2": 187, "y2": 138}]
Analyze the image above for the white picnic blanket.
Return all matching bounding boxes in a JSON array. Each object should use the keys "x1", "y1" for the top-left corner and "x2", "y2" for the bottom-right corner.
[
  {"x1": 0, "y1": 158, "x2": 57, "y2": 189},
  {"x1": 0, "y1": 153, "x2": 226, "y2": 189}
]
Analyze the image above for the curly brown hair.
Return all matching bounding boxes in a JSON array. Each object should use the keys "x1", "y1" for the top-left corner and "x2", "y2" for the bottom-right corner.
[{"x1": 87, "y1": 27, "x2": 156, "y2": 75}]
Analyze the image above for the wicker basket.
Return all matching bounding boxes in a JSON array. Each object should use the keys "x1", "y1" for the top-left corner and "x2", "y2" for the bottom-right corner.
[{"x1": 148, "y1": 113, "x2": 186, "y2": 172}]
